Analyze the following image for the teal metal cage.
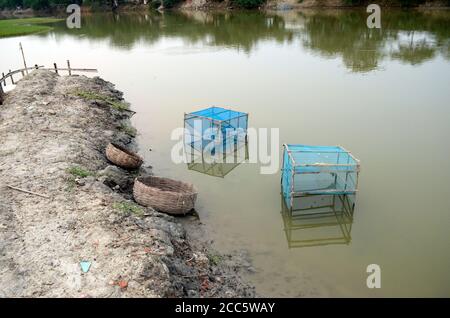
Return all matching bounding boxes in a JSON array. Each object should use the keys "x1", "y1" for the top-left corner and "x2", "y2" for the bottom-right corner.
[
  {"x1": 184, "y1": 106, "x2": 248, "y2": 156},
  {"x1": 281, "y1": 144, "x2": 360, "y2": 211}
]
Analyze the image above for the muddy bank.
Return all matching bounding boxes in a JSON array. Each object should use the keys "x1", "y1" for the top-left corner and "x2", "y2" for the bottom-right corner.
[
  {"x1": 0, "y1": 8, "x2": 34, "y2": 18},
  {"x1": 117, "y1": 1, "x2": 450, "y2": 10},
  {"x1": 262, "y1": 0, "x2": 450, "y2": 10},
  {"x1": 0, "y1": 70, "x2": 254, "y2": 297}
]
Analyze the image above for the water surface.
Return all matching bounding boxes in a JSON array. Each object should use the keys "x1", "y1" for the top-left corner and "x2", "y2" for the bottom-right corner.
[{"x1": 1, "y1": 9, "x2": 449, "y2": 297}]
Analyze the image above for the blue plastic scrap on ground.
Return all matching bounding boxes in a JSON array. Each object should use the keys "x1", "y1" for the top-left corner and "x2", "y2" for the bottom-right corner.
[{"x1": 80, "y1": 261, "x2": 91, "y2": 273}]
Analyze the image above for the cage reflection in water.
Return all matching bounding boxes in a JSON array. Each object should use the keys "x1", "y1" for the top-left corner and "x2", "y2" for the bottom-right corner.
[
  {"x1": 281, "y1": 194, "x2": 355, "y2": 248},
  {"x1": 185, "y1": 138, "x2": 249, "y2": 178}
]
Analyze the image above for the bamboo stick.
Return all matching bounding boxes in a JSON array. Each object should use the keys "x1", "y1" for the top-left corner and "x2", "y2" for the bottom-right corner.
[
  {"x1": 19, "y1": 42, "x2": 28, "y2": 75},
  {"x1": 40, "y1": 68, "x2": 97, "y2": 72},
  {"x1": 9, "y1": 70, "x2": 14, "y2": 84},
  {"x1": 6, "y1": 185, "x2": 50, "y2": 199},
  {"x1": 0, "y1": 66, "x2": 45, "y2": 84},
  {"x1": 0, "y1": 84, "x2": 4, "y2": 105}
]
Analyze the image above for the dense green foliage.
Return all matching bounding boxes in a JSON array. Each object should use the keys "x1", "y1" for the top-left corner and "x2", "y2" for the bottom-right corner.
[
  {"x1": 23, "y1": 0, "x2": 49, "y2": 10},
  {"x1": 0, "y1": 0, "x2": 447, "y2": 10},
  {"x1": 0, "y1": 0, "x2": 180, "y2": 9},
  {"x1": 398, "y1": 0, "x2": 426, "y2": 6},
  {"x1": 0, "y1": 0, "x2": 18, "y2": 9},
  {"x1": 150, "y1": 0, "x2": 161, "y2": 9},
  {"x1": 163, "y1": 0, "x2": 182, "y2": 8},
  {"x1": 148, "y1": 0, "x2": 182, "y2": 9},
  {"x1": 344, "y1": 0, "x2": 428, "y2": 6},
  {"x1": 230, "y1": 0, "x2": 265, "y2": 9},
  {"x1": 343, "y1": 0, "x2": 362, "y2": 4},
  {"x1": 0, "y1": 0, "x2": 83, "y2": 9}
]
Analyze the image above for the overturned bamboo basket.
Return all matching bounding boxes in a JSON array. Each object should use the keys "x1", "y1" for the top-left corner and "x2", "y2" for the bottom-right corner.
[
  {"x1": 133, "y1": 176, "x2": 198, "y2": 215},
  {"x1": 106, "y1": 142, "x2": 143, "y2": 170}
]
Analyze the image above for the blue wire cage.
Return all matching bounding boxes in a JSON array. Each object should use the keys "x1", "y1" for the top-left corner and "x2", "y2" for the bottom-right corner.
[
  {"x1": 281, "y1": 144, "x2": 360, "y2": 211},
  {"x1": 184, "y1": 106, "x2": 248, "y2": 155}
]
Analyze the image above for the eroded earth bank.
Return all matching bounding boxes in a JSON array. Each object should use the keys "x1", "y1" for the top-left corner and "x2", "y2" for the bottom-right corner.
[{"x1": 0, "y1": 70, "x2": 254, "y2": 297}]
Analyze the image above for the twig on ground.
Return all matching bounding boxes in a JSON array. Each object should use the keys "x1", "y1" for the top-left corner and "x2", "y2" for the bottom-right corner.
[{"x1": 6, "y1": 184, "x2": 50, "y2": 199}]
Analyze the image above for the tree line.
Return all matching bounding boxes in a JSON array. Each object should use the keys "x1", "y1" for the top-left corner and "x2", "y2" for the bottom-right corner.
[
  {"x1": 0, "y1": 0, "x2": 447, "y2": 11},
  {"x1": 0, "y1": 0, "x2": 105, "y2": 10}
]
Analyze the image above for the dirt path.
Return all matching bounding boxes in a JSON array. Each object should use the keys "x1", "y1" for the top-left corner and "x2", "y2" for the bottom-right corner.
[{"x1": 0, "y1": 70, "x2": 254, "y2": 297}]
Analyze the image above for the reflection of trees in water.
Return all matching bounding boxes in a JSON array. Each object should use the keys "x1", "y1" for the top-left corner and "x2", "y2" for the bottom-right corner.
[
  {"x1": 299, "y1": 9, "x2": 450, "y2": 71},
  {"x1": 50, "y1": 11, "x2": 294, "y2": 52},
  {"x1": 390, "y1": 32, "x2": 436, "y2": 65},
  {"x1": 176, "y1": 11, "x2": 295, "y2": 52},
  {"x1": 299, "y1": 11, "x2": 386, "y2": 72},
  {"x1": 48, "y1": 10, "x2": 450, "y2": 72}
]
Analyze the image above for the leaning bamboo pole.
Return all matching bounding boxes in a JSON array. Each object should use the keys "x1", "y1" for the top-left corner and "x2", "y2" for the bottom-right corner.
[{"x1": 0, "y1": 83, "x2": 4, "y2": 105}]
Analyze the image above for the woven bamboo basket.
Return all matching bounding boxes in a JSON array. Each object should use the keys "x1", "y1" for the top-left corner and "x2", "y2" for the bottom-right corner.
[
  {"x1": 105, "y1": 142, "x2": 143, "y2": 170},
  {"x1": 133, "y1": 176, "x2": 198, "y2": 215}
]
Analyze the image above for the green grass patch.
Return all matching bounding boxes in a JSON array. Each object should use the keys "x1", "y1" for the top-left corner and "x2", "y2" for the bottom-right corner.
[
  {"x1": 113, "y1": 201, "x2": 144, "y2": 217},
  {"x1": 67, "y1": 166, "x2": 93, "y2": 178},
  {"x1": 109, "y1": 100, "x2": 130, "y2": 112},
  {"x1": 66, "y1": 166, "x2": 94, "y2": 192},
  {"x1": 207, "y1": 252, "x2": 223, "y2": 266},
  {"x1": 0, "y1": 17, "x2": 62, "y2": 38},
  {"x1": 119, "y1": 124, "x2": 137, "y2": 137},
  {"x1": 72, "y1": 90, "x2": 130, "y2": 112},
  {"x1": 73, "y1": 90, "x2": 103, "y2": 101}
]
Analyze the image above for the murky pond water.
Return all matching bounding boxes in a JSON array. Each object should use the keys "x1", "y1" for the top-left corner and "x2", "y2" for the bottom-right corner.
[{"x1": 1, "y1": 9, "x2": 450, "y2": 297}]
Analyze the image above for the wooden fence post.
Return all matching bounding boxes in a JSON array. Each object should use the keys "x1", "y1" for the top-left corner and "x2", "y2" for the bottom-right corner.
[
  {"x1": 9, "y1": 70, "x2": 14, "y2": 85},
  {"x1": 54, "y1": 63, "x2": 58, "y2": 74},
  {"x1": 67, "y1": 60, "x2": 72, "y2": 76},
  {"x1": 2, "y1": 73, "x2": 5, "y2": 87}
]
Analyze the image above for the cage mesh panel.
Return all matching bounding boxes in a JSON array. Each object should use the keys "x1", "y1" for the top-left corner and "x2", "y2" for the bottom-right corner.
[
  {"x1": 281, "y1": 144, "x2": 359, "y2": 199},
  {"x1": 184, "y1": 107, "x2": 248, "y2": 156}
]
